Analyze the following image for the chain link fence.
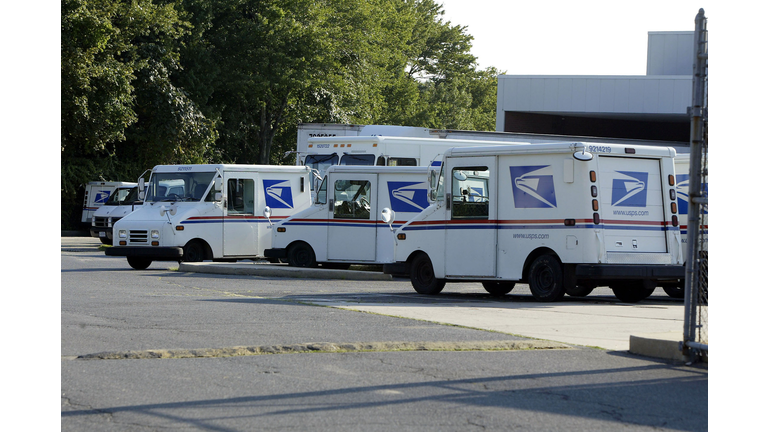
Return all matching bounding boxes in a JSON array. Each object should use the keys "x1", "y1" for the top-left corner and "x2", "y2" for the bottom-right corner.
[{"x1": 682, "y1": 9, "x2": 708, "y2": 361}]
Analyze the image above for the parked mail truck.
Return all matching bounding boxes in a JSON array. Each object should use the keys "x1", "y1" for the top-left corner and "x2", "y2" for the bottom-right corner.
[
  {"x1": 106, "y1": 164, "x2": 312, "y2": 269},
  {"x1": 301, "y1": 135, "x2": 529, "y2": 192},
  {"x1": 90, "y1": 185, "x2": 140, "y2": 244},
  {"x1": 81, "y1": 181, "x2": 137, "y2": 225},
  {"x1": 383, "y1": 142, "x2": 685, "y2": 303},
  {"x1": 264, "y1": 165, "x2": 430, "y2": 268}
]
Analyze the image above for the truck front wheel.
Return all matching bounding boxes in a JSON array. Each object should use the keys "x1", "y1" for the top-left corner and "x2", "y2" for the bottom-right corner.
[
  {"x1": 288, "y1": 243, "x2": 317, "y2": 268},
  {"x1": 410, "y1": 253, "x2": 445, "y2": 295},
  {"x1": 528, "y1": 255, "x2": 565, "y2": 302},
  {"x1": 127, "y1": 257, "x2": 152, "y2": 270}
]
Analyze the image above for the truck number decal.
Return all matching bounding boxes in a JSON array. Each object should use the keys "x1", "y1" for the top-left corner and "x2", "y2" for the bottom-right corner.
[
  {"x1": 509, "y1": 166, "x2": 557, "y2": 208},
  {"x1": 588, "y1": 145, "x2": 612, "y2": 153}
]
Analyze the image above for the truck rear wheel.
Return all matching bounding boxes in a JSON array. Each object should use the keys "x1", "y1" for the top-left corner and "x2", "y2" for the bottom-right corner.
[
  {"x1": 611, "y1": 281, "x2": 655, "y2": 303},
  {"x1": 528, "y1": 255, "x2": 565, "y2": 302},
  {"x1": 482, "y1": 281, "x2": 515, "y2": 296},
  {"x1": 127, "y1": 257, "x2": 152, "y2": 270},
  {"x1": 410, "y1": 253, "x2": 445, "y2": 295},
  {"x1": 566, "y1": 283, "x2": 596, "y2": 297}
]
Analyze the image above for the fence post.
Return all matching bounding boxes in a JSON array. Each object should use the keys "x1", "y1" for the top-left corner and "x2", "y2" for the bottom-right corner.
[{"x1": 682, "y1": 8, "x2": 708, "y2": 360}]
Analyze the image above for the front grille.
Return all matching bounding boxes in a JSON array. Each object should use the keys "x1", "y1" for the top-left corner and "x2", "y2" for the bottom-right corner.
[
  {"x1": 129, "y1": 230, "x2": 148, "y2": 244},
  {"x1": 93, "y1": 217, "x2": 109, "y2": 228}
]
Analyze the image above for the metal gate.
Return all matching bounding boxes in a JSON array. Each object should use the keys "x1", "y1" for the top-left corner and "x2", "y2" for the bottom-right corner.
[{"x1": 682, "y1": 9, "x2": 708, "y2": 361}]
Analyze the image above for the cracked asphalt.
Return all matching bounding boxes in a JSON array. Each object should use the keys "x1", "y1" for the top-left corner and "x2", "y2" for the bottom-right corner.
[{"x1": 62, "y1": 242, "x2": 707, "y2": 431}]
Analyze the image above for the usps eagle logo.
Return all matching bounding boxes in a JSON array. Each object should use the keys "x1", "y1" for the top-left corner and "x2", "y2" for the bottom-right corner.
[
  {"x1": 263, "y1": 180, "x2": 294, "y2": 209},
  {"x1": 95, "y1": 190, "x2": 112, "y2": 204},
  {"x1": 509, "y1": 165, "x2": 557, "y2": 208},
  {"x1": 611, "y1": 171, "x2": 648, "y2": 207},
  {"x1": 387, "y1": 181, "x2": 429, "y2": 213}
]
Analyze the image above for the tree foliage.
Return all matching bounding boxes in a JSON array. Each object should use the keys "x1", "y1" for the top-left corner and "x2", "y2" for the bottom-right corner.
[{"x1": 61, "y1": 0, "x2": 502, "y2": 228}]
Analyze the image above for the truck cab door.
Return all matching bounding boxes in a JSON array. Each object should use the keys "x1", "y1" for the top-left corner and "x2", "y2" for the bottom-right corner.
[
  {"x1": 444, "y1": 156, "x2": 497, "y2": 277},
  {"x1": 327, "y1": 173, "x2": 377, "y2": 261},
  {"x1": 222, "y1": 174, "x2": 257, "y2": 257}
]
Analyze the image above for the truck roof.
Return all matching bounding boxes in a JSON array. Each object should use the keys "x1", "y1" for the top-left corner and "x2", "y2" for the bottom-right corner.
[
  {"x1": 151, "y1": 164, "x2": 311, "y2": 173},
  {"x1": 325, "y1": 165, "x2": 430, "y2": 175},
  {"x1": 443, "y1": 142, "x2": 677, "y2": 158},
  {"x1": 307, "y1": 135, "x2": 529, "y2": 147}
]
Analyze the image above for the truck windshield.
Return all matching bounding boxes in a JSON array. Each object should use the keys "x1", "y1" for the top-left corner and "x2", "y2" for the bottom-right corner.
[
  {"x1": 105, "y1": 187, "x2": 139, "y2": 205},
  {"x1": 145, "y1": 172, "x2": 216, "y2": 203},
  {"x1": 339, "y1": 154, "x2": 375, "y2": 165},
  {"x1": 305, "y1": 154, "x2": 339, "y2": 173}
]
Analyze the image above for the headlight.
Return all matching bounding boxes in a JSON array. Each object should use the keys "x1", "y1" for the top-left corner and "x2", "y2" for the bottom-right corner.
[
  {"x1": 151, "y1": 230, "x2": 160, "y2": 239},
  {"x1": 118, "y1": 230, "x2": 127, "y2": 239}
]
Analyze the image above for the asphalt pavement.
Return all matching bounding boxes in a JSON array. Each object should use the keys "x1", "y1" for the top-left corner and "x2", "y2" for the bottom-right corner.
[{"x1": 64, "y1": 235, "x2": 700, "y2": 362}]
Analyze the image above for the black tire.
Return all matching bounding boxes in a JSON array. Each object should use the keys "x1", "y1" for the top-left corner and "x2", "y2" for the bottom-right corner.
[
  {"x1": 611, "y1": 281, "x2": 655, "y2": 303},
  {"x1": 127, "y1": 256, "x2": 152, "y2": 270},
  {"x1": 321, "y1": 262, "x2": 351, "y2": 270},
  {"x1": 661, "y1": 283, "x2": 685, "y2": 299},
  {"x1": 566, "y1": 283, "x2": 595, "y2": 297},
  {"x1": 99, "y1": 237, "x2": 112, "y2": 245},
  {"x1": 183, "y1": 240, "x2": 206, "y2": 263},
  {"x1": 410, "y1": 253, "x2": 445, "y2": 295},
  {"x1": 527, "y1": 254, "x2": 565, "y2": 302},
  {"x1": 482, "y1": 281, "x2": 515, "y2": 296},
  {"x1": 288, "y1": 243, "x2": 317, "y2": 268}
]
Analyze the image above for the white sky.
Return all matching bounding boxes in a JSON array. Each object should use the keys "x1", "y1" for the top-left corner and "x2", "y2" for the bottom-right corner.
[{"x1": 438, "y1": 0, "x2": 713, "y2": 75}]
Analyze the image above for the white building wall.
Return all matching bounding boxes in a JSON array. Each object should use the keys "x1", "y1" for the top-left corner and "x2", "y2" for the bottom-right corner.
[{"x1": 496, "y1": 31, "x2": 694, "y2": 133}]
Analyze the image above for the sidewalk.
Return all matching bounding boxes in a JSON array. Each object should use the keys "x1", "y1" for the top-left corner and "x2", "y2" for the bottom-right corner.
[{"x1": 63, "y1": 235, "x2": 701, "y2": 363}]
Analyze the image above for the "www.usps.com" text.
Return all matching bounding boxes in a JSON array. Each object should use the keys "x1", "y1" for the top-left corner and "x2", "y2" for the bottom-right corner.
[
  {"x1": 613, "y1": 210, "x2": 650, "y2": 217},
  {"x1": 513, "y1": 233, "x2": 550, "y2": 239}
]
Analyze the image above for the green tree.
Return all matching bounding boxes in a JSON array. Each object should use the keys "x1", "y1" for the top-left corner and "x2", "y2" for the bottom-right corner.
[{"x1": 61, "y1": 0, "x2": 217, "y2": 228}]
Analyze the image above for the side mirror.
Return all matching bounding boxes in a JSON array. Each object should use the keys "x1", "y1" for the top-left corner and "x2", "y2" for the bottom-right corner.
[
  {"x1": 263, "y1": 207, "x2": 273, "y2": 226},
  {"x1": 215, "y1": 177, "x2": 223, "y2": 191},
  {"x1": 138, "y1": 178, "x2": 145, "y2": 200},
  {"x1": 381, "y1": 208, "x2": 395, "y2": 232}
]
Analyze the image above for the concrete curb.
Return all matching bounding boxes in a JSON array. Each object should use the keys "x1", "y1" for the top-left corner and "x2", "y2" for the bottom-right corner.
[
  {"x1": 629, "y1": 332, "x2": 707, "y2": 363},
  {"x1": 178, "y1": 262, "x2": 393, "y2": 281}
]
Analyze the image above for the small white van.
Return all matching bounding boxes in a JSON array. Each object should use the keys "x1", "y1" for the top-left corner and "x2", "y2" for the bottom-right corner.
[
  {"x1": 106, "y1": 164, "x2": 312, "y2": 269},
  {"x1": 265, "y1": 165, "x2": 430, "y2": 267}
]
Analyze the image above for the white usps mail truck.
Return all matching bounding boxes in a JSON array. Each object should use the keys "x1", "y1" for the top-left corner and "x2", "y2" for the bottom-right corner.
[
  {"x1": 264, "y1": 165, "x2": 431, "y2": 268},
  {"x1": 383, "y1": 142, "x2": 685, "y2": 303},
  {"x1": 90, "y1": 185, "x2": 140, "y2": 245},
  {"x1": 81, "y1": 181, "x2": 137, "y2": 224},
  {"x1": 302, "y1": 135, "x2": 529, "y2": 192},
  {"x1": 654, "y1": 154, "x2": 708, "y2": 298},
  {"x1": 106, "y1": 164, "x2": 312, "y2": 270}
]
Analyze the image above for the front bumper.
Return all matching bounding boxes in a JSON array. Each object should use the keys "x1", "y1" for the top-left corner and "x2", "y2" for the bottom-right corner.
[
  {"x1": 90, "y1": 227, "x2": 113, "y2": 239},
  {"x1": 105, "y1": 246, "x2": 183, "y2": 261}
]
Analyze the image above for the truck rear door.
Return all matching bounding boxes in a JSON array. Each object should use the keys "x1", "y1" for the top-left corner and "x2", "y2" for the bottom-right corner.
[{"x1": 598, "y1": 156, "x2": 668, "y2": 253}]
